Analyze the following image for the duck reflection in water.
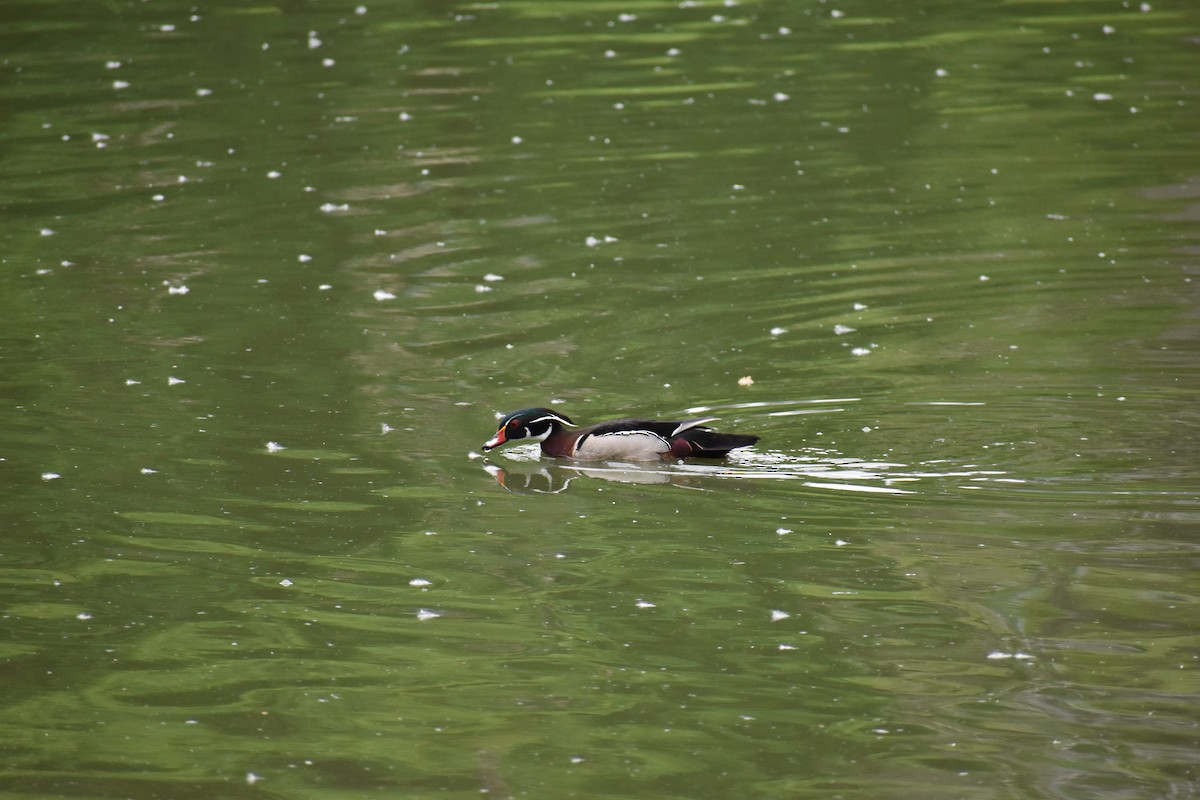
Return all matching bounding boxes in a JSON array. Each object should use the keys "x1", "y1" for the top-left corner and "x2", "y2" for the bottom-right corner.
[{"x1": 483, "y1": 460, "x2": 704, "y2": 494}]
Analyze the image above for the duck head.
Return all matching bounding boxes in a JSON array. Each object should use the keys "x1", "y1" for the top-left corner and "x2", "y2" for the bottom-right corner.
[{"x1": 482, "y1": 408, "x2": 574, "y2": 452}]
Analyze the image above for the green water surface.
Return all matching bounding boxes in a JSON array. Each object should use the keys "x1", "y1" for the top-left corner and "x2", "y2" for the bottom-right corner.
[{"x1": 1, "y1": 0, "x2": 1197, "y2": 798}]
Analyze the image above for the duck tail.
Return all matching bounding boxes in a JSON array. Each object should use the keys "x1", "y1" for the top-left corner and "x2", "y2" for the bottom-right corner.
[{"x1": 680, "y1": 431, "x2": 759, "y2": 458}]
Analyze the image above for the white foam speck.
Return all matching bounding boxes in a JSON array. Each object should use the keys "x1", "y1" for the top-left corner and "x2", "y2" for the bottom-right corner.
[
  {"x1": 483, "y1": 273, "x2": 504, "y2": 282},
  {"x1": 416, "y1": 609, "x2": 441, "y2": 621},
  {"x1": 409, "y1": 578, "x2": 432, "y2": 587},
  {"x1": 167, "y1": 376, "x2": 186, "y2": 385},
  {"x1": 770, "y1": 610, "x2": 790, "y2": 622},
  {"x1": 265, "y1": 441, "x2": 286, "y2": 452},
  {"x1": 775, "y1": 527, "x2": 792, "y2": 535},
  {"x1": 373, "y1": 289, "x2": 396, "y2": 301},
  {"x1": 833, "y1": 324, "x2": 855, "y2": 335},
  {"x1": 769, "y1": 327, "x2": 787, "y2": 336},
  {"x1": 167, "y1": 285, "x2": 189, "y2": 295},
  {"x1": 42, "y1": 472, "x2": 61, "y2": 481},
  {"x1": 279, "y1": 579, "x2": 293, "y2": 587},
  {"x1": 635, "y1": 599, "x2": 656, "y2": 609}
]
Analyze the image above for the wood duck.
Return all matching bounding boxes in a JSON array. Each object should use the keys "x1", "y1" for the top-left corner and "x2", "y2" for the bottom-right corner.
[{"x1": 482, "y1": 407, "x2": 759, "y2": 461}]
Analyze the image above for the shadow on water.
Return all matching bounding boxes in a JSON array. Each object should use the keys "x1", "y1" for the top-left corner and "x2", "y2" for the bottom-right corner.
[{"x1": 478, "y1": 450, "x2": 1013, "y2": 495}]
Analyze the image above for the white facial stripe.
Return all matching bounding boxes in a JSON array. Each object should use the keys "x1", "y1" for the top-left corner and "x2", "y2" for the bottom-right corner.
[
  {"x1": 527, "y1": 426, "x2": 553, "y2": 443},
  {"x1": 526, "y1": 414, "x2": 573, "y2": 427}
]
